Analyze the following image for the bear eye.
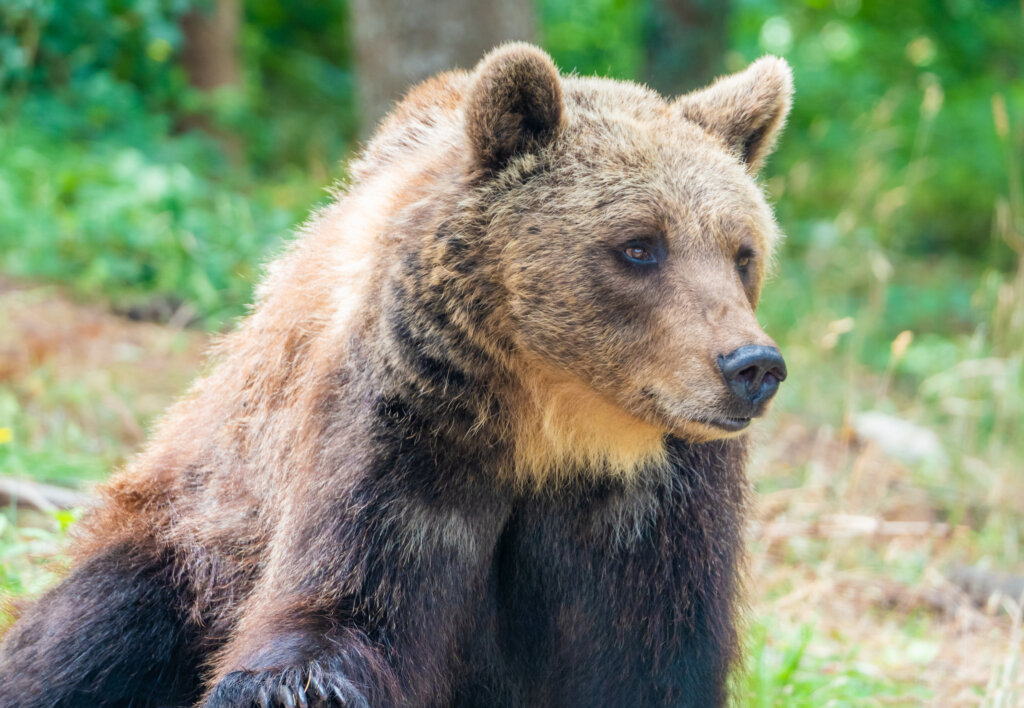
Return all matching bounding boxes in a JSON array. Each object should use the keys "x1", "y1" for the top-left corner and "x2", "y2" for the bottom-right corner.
[
  {"x1": 625, "y1": 245, "x2": 652, "y2": 262},
  {"x1": 618, "y1": 239, "x2": 665, "y2": 270},
  {"x1": 735, "y1": 247, "x2": 755, "y2": 276}
]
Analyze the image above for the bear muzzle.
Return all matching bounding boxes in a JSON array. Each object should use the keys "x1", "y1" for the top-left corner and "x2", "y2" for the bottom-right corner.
[{"x1": 714, "y1": 345, "x2": 788, "y2": 429}]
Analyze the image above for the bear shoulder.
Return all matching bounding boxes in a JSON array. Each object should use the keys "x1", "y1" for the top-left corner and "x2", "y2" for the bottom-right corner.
[{"x1": 351, "y1": 71, "x2": 470, "y2": 183}]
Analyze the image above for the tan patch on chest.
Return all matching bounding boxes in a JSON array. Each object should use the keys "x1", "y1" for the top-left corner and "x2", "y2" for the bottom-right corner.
[{"x1": 507, "y1": 361, "x2": 668, "y2": 486}]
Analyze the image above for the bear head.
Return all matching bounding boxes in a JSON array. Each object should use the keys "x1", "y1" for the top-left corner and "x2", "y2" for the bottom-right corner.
[{"x1": 440, "y1": 44, "x2": 792, "y2": 479}]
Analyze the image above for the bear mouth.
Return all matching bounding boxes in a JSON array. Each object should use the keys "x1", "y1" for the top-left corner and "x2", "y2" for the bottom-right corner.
[{"x1": 709, "y1": 416, "x2": 752, "y2": 432}]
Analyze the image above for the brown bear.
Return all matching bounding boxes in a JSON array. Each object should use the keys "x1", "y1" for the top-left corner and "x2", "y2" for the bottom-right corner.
[{"x1": 0, "y1": 43, "x2": 792, "y2": 707}]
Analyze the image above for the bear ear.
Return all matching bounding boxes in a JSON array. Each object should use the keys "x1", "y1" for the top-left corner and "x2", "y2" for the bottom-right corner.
[
  {"x1": 464, "y1": 43, "x2": 565, "y2": 173},
  {"x1": 674, "y1": 56, "x2": 793, "y2": 174}
]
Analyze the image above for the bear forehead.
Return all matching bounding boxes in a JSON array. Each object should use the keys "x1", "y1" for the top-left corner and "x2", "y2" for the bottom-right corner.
[
  {"x1": 554, "y1": 77, "x2": 768, "y2": 197},
  {"x1": 559, "y1": 75, "x2": 736, "y2": 147},
  {"x1": 561, "y1": 76, "x2": 668, "y2": 119},
  {"x1": 515, "y1": 83, "x2": 777, "y2": 252}
]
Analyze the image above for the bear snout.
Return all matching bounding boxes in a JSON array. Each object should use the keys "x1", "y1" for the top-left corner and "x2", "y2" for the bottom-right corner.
[{"x1": 717, "y1": 344, "x2": 787, "y2": 413}]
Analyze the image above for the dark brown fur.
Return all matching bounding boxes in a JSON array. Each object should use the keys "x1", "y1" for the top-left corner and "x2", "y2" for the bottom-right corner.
[{"x1": 0, "y1": 44, "x2": 792, "y2": 707}]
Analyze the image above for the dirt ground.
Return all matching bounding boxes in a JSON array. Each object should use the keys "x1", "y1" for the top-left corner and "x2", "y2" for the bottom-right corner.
[
  {"x1": 1, "y1": 279, "x2": 1020, "y2": 706},
  {"x1": 749, "y1": 417, "x2": 1021, "y2": 705}
]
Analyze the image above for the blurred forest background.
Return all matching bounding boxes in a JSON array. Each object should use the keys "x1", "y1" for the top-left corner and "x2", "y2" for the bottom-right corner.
[{"x1": 1, "y1": 0, "x2": 1022, "y2": 705}]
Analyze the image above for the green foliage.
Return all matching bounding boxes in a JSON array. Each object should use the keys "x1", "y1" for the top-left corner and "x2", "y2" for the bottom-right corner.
[
  {"x1": 0, "y1": 0, "x2": 191, "y2": 104},
  {"x1": 539, "y1": 0, "x2": 644, "y2": 80},
  {"x1": 0, "y1": 0, "x2": 356, "y2": 171},
  {"x1": 731, "y1": 0, "x2": 1024, "y2": 260},
  {"x1": 2, "y1": 0, "x2": 1019, "y2": 321},
  {"x1": 0, "y1": 117, "x2": 318, "y2": 326},
  {"x1": 239, "y1": 0, "x2": 357, "y2": 172},
  {"x1": 0, "y1": 0, "x2": 353, "y2": 324}
]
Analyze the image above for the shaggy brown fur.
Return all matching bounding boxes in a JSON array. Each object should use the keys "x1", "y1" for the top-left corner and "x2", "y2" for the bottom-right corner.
[{"x1": 0, "y1": 43, "x2": 793, "y2": 708}]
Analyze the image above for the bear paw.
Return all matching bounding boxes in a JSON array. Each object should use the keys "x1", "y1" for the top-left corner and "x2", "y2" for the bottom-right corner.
[{"x1": 204, "y1": 664, "x2": 369, "y2": 708}]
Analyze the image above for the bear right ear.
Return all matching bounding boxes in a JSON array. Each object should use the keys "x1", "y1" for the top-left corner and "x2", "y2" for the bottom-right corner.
[
  {"x1": 464, "y1": 43, "x2": 565, "y2": 173},
  {"x1": 673, "y1": 56, "x2": 793, "y2": 174}
]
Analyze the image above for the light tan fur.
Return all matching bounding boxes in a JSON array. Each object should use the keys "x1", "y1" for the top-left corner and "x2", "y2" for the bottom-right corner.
[{"x1": 508, "y1": 358, "x2": 669, "y2": 485}]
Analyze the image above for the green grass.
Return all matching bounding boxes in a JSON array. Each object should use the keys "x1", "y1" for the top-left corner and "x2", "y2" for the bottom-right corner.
[
  {"x1": 739, "y1": 620, "x2": 928, "y2": 707},
  {"x1": 0, "y1": 509, "x2": 71, "y2": 614},
  {"x1": 0, "y1": 385, "x2": 120, "y2": 486}
]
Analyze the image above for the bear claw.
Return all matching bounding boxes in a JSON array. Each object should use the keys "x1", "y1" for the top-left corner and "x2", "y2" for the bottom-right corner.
[
  {"x1": 309, "y1": 674, "x2": 327, "y2": 701},
  {"x1": 204, "y1": 666, "x2": 367, "y2": 708},
  {"x1": 278, "y1": 684, "x2": 297, "y2": 708}
]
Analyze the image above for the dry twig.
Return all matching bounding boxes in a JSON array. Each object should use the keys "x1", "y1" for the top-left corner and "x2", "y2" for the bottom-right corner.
[{"x1": 0, "y1": 477, "x2": 90, "y2": 513}]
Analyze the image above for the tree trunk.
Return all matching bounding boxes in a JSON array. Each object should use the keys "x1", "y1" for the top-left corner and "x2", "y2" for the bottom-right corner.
[
  {"x1": 643, "y1": 0, "x2": 730, "y2": 97},
  {"x1": 180, "y1": 0, "x2": 242, "y2": 92},
  {"x1": 350, "y1": 0, "x2": 535, "y2": 134},
  {"x1": 178, "y1": 0, "x2": 243, "y2": 158}
]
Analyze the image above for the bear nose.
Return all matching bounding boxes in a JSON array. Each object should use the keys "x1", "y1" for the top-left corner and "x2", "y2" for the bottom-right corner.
[{"x1": 717, "y1": 345, "x2": 787, "y2": 409}]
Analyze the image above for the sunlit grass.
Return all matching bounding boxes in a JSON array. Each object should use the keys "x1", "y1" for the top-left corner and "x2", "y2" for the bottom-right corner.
[{"x1": 738, "y1": 619, "x2": 928, "y2": 707}]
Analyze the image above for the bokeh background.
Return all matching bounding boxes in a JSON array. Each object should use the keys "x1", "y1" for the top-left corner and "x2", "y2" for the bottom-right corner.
[{"x1": 1, "y1": 0, "x2": 1022, "y2": 704}]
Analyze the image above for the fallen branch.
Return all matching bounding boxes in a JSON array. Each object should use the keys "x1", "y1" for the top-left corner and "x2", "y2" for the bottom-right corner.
[
  {"x1": 0, "y1": 477, "x2": 91, "y2": 513},
  {"x1": 751, "y1": 513, "x2": 958, "y2": 541}
]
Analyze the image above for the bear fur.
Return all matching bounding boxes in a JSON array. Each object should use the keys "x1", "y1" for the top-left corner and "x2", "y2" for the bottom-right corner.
[{"x1": 0, "y1": 43, "x2": 792, "y2": 707}]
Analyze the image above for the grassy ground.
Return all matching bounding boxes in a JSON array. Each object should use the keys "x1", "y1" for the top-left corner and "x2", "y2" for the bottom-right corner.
[{"x1": 1, "y1": 274, "x2": 1020, "y2": 706}]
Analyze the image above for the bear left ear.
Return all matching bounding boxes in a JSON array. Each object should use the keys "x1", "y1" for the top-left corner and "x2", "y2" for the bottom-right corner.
[
  {"x1": 674, "y1": 56, "x2": 793, "y2": 174},
  {"x1": 464, "y1": 43, "x2": 565, "y2": 173}
]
